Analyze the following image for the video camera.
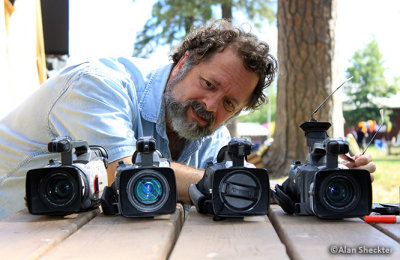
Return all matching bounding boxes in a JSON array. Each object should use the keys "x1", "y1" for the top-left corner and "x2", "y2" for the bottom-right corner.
[
  {"x1": 189, "y1": 138, "x2": 270, "y2": 219},
  {"x1": 273, "y1": 79, "x2": 372, "y2": 219},
  {"x1": 101, "y1": 136, "x2": 177, "y2": 217},
  {"x1": 26, "y1": 136, "x2": 108, "y2": 215}
]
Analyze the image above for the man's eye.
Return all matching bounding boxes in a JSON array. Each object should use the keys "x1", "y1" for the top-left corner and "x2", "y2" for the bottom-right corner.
[
  {"x1": 203, "y1": 79, "x2": 214, "y2": 89},
  {"x1": 224, "y1": 99, "x2": 235, "y2": 112}
]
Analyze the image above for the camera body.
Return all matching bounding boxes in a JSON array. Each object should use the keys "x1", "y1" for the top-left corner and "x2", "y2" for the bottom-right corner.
[
  {"x1": 101, "y1": 136, "x2": 177, "y2": 217},
  {"x1": 189, "y1": 138, "x2": 270, "y2": 218},
  {"x1": 26, "y1": 137, "x2": 108, "y2": 215},
  {"x1": 274, "y1": 121, "x2": 372, "y2": 219}
]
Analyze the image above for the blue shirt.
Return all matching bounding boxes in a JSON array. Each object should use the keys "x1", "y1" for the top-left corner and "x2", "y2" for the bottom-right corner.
[{"x1": 0, "y1": 57, "x2": 231, "y2": 219}]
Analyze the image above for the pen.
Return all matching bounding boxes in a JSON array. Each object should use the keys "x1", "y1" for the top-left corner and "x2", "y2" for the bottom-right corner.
[{"x1": 364, "y1": 215, "x2": 400, "y2": 223}]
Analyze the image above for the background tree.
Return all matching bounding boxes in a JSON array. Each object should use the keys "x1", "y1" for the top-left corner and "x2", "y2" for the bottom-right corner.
[
  {"x1": 343, "y1": 39, "x2": 399, "y2": 127},
  {"x1": 262, "y1": 0, "x2": 338, "y2": 177},
  {"x1": 133, "y1": 0, "x2": 275, "y2": 58}
]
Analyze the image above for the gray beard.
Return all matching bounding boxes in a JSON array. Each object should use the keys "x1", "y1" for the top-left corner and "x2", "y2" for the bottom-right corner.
[{"x1": 164, "y1": 91, "x2": 216, "y2": 140}]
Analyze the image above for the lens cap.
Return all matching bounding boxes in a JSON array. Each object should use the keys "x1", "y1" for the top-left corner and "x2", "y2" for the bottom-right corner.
[{"x1": 219, "y1": 171, "x2": 260, "y2": 211}]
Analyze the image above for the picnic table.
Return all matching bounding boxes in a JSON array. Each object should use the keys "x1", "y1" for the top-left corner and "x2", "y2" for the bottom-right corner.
[{"x1": 1, "y1": 204, "x2": 399, "y2": 259}]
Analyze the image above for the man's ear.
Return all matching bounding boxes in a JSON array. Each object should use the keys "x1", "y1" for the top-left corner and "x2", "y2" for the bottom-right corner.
[{"x1": 170, "y1": 51, "x2": 189, "y2": 79}]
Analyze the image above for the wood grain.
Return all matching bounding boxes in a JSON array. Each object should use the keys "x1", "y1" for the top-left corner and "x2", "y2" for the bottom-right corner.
[
  {"x1": 169, "y1": 206, "x2": 288, "y2": 260},
  {"x1": 369, "y1": 222, "x2": 400, "y2": 243},
  {"x1": 0, "y1": 208, "x2": 99, "y2": 260},
  {"x1": 41, "y1": 204, "x2": 184, "y2": 260},
  {"x1": 269, "y1": 205, "x2": 400, "y2": 259}
]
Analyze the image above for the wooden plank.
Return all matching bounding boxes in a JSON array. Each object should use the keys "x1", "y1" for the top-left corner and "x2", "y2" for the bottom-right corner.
[
  {"x1": 169, "y1": 206, "x2": 288, "y2": 260},
  {"x1": 369, "y1": 222, "x2": 400, "y2": 243},
  {"x1": 0, "y1": 208, "x2": 99, "y2": 260},
  {"x1": 269, "y1": 205, "x2": 400, "y2": 259},
  {"x1": 41, "y1": 204, "x2": 184, "y2": 260}
]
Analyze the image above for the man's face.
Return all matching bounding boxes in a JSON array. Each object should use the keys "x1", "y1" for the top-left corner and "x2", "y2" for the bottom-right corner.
[{"x1": 165, "y1": 48, "x2": 259, "y2": 140}]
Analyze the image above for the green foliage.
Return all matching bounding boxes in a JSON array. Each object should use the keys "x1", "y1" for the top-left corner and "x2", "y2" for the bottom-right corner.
[
  {"x1": 234, "y1": 0, "x2": 276, "y2": 27},
  {"x1": 238, "y1": 85, "x2": 276, "y2": 124},
  {"x1": 344, "y1": 39, "x2": 399, "y2": 126},
  {"x1": 133, "y1": 0, "x2": 213, "y2": 57},
  {"x1": 133, "y1": 0, "x2": 276, "y2": 58}
]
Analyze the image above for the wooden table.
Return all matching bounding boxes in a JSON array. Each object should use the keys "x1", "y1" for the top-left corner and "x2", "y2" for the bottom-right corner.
[{"x1": 1, "y1": 204, "x2": 399, "y2": 259}]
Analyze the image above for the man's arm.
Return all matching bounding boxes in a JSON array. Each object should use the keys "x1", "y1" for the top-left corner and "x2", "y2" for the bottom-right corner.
[
  {"x1": 106, "y1": 159, "x2": 203, "y2": 204},
  {"x1": 170, "y1": 162, "x2": 204, "y2": 203},
  {"x1": 106, "y1": 156, "x2": 132, "y2": 186}
]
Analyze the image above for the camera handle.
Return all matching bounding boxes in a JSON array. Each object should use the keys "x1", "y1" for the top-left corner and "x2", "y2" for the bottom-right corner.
[
  {"x1": 48, "y1": 136, "x2": 90, "y2": 165},
  {"x1": 325, "y1": 140, "x2": 349, "y2": 168},
  {"x1": 133, "y1": 136, "x2": 158, "y2": 167},
  {"x1": 228, "y1": 138, "x2": 253, "y2": 167}
]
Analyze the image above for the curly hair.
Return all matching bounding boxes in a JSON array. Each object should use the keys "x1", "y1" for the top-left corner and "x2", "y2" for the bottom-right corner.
[{"x1": 170, "y1": 19, "x2": 278, "y2": 111}]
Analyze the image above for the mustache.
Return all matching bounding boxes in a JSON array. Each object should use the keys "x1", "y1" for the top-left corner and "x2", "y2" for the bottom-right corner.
[{"x1": 189, "y1": 100, "x2": 215, "y2": 126}]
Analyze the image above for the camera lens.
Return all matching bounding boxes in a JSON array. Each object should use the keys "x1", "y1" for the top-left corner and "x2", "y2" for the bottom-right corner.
[
  {"x1": 325, "y1": 180, "x2": 353, "y2": 206},
  {"x1": 126, "y1": 170, "x2": 169, "y2": 212},
  {"x1": 52, "y1": 180, "x2": 72, "y2": 198},
  {"x1": 40, "y1": 171, "x2": 78, "y2": 207},
  {"x1": 134, "y1": 178, "x2": 162, "y2": 205},
  {"x1": 319, "y1": 174, "x2": 360, "y2": 210}
]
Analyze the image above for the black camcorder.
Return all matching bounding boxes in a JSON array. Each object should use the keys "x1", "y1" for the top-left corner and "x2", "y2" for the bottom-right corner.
[
  {"x1": 189, "y1": 138, "x2": 270, "y2": 219},
  {"x1": 273, "y1": 121, "x2": 372, "y2": 219},
  {"x1": 26, "y1": 137, "x2": 108, "y2": 215},
  {"x1": 101, "y1": 136, "x2": 177, "y2": 217}
]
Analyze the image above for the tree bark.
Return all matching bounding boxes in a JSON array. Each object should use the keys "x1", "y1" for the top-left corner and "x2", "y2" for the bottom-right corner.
[
  {"x1": 262, "y1": 0, "x2": 338, "y2": 177},
  {"x1": 221, "y1": 2, "x2": 233, "y2": 19},
  {"x1": 220, "y1": 0, "x2": 238, "y2": 137}
]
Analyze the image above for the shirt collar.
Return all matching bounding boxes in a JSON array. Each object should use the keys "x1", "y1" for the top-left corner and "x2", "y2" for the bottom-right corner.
[{"x1": 139, "y1": 63, "x2": 172, "y2": 123}]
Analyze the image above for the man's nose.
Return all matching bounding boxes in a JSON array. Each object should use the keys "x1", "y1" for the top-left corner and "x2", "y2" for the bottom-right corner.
[{"x1": 203, "y1": 94, "x2": 221, "y2": 112}]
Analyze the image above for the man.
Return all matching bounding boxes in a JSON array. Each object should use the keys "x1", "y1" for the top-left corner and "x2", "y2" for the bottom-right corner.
[{"x1": 0, "y1": 20, "x2": 375, "y2": 219}]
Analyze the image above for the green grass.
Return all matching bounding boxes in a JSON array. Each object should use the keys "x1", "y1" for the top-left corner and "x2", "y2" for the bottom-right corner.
[
  {"x1": 270, "y1": 145, "x2": 400, "y2": 203},
  {"x1": 367, "y1": 145, "x2": 400, "y2": 203}
]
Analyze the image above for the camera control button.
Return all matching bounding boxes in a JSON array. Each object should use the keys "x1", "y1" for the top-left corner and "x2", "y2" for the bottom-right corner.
[{"x1": 94, "y1": 175, "x2": 99, "y2": 194}]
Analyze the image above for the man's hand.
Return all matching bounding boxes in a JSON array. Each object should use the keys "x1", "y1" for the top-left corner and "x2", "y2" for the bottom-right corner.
[{"x1": 340, "y1": 153, "x2": 376, "y2": 182}]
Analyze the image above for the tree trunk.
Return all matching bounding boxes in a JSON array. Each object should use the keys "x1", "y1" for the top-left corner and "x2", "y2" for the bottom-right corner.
[
  {"x1": 220, "y1": 1, "x2": 238, "y2": 137},
  {"x1": 262, "y1": 0, "x2": 338, "y2": 177},
  {"x1": 221, "y1": 2, "x2": 233, "y2": 19},
  {"x1": 184, "y1": 16, "x2": 194, "y2": 34}
]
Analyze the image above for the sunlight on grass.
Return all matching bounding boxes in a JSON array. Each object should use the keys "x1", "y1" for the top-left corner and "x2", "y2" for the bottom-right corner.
[{"x1": 368, "y1": 145, "x2": 400, "y2": 203}]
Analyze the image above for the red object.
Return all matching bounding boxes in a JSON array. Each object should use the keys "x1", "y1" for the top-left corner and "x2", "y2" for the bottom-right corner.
[{"x1": 364, "y1": 215, "x2": 400, "y2": 223}]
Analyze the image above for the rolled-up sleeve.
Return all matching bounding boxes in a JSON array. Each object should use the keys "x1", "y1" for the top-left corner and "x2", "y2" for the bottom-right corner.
[{"x1": 48, "y1": 65, "x2": 139, "y2": 163}]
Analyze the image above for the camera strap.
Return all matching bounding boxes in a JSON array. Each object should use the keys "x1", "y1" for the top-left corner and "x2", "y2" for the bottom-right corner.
[
  {"x1": 188, "y1": 183, "x2": 215, "y2": 215},
  {"x1": 273, "y1": 179, "x2": 296, "y2": 214},
  {"x1": 101, "y1": 185, "x2": 120, "y2": 215}
]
